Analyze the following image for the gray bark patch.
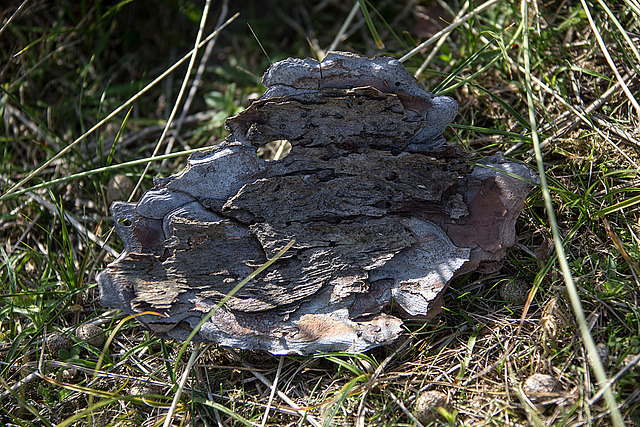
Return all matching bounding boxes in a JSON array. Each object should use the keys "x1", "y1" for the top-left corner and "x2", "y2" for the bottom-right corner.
[{"x1": 97, "y1": 51, "x2": 537, "y2": 355}]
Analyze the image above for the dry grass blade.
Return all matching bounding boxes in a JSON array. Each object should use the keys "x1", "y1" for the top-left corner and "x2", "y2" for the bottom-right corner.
[
  {"x1": 129, "y1": 0, "x2": 212, "y2": 201},
  {"x1": 172, "y1": 239, "x2": 296, "y2": 372},
  {"x1": 414, "y1": 2, "x2": 469, "y2": 77},
  {"x1": 328, "y1": 2, "x2": 360, "y2": 51},
  {"x1": 2, "y1": 180, "x2": 118, "y2": 257},
  {"x1": 354, "y1": 337, "x2": 412, "y2": 427},
  {"x1": 0, "y1": 376, "x2": 55, "y2": 427},
  {"x1": 2, "y1": 1, "x2": 638, "y2": 425},
  {"x1": 1, "y1": 12, "x2": 239, "y2": 201},
  {"x1": 521, "y1": 74, "x2": 631, "y2": 155},
  {"x1": 399, "y1": 0, "x2": 500, "y2": 63},
  {"x1": 161, "y1": 0, "x2": 230, "y2": 168},
  {"x1": 603, "y1": 218, "x2": 640, "y2": 287},
  {"x1": 357, "y1": 0, "x2": 384, "y2": 49},
  {"x1": 510, "y1": 364, "x2": 546, "y2": 427},
  {"x1": 519, "y1": 67, "x2": 640, "y2": 169},
  {"x1": 521, "y1": 0, "x2": 624, "y2": 425},
  {"x1": 591, "y1": 114, "x2": 640, "y2": 147},
  {"x1": 227, "y1": 350, "x2": 322, "y2": 427},
  {"x1": 0, "y1": 1, "x2": 28, "y2": 38},
  {"x1": 597, "y1": 0, "x2": 640, "y2": 64},
  {"x1": 0, "y1": 146, "x2": 206, "y2": 203},
  {"x1": 163, "y1": 344, "x2": 200, "y2": 427},
  {"x1": 580, "y1": 0, "x2": 640, "y2": 127},
  {"x1": 261, "y1": 355, "x2": 284, "y2": 427},
  {"x1": 385, "y1": 389, "x2": 425, "y2": 427}
]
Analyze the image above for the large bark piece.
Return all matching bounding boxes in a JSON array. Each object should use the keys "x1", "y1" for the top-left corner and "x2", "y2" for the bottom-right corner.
[{"x1": 97, "y1": 51, "x2": 537, "y2": 355}]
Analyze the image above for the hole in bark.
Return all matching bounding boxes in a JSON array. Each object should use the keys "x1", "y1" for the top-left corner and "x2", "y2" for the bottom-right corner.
[
  {"x1": 117, "y1": 218, "x2": 132, "y2": 226},
  {"x1": 256, "y1": 139, "x2": 292, "y2": 161}
]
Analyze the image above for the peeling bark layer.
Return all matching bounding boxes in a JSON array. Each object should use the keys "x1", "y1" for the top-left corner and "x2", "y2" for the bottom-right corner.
[{"x1": 97, "y1": 51, "x2": 537, "y2": 355}]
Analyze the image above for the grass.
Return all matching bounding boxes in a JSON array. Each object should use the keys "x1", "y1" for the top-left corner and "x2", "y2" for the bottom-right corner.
[{"x1": 1, "y1": 0, "x2": 639, "y2": 425}]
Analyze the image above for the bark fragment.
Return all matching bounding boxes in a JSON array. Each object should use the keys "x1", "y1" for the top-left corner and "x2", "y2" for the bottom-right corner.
[{"x1": 97, "y1": 51, "x2": 537, "y2": 355}]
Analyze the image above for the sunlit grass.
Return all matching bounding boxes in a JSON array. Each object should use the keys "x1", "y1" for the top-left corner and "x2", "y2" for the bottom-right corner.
[{"x1": 1, "y1": 0, "x2": 639, "y2": 425}]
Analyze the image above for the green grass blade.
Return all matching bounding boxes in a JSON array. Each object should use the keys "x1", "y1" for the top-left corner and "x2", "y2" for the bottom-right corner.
[
  {"x1": 323, "y1": 376, "x2": 364, "y2": 427},
  {"x1": 431, "y1": 38, "x2": 498, "y2": 94},
  {"x1": 1, "y1": 13, "x2": 239, "y2": 200},
  {"x1": 0, "y1": 146, "x2": 204, "y2": 203},
  {"x1": 357, "y1": 0, "x2": 384, "y2": 49},
  {"x1": 596, "y1": 193, "x2": 640, "y2": 217},
  {"x1": 521, "y1": 1, "x2": 624, "y2": 425},
  {"x1": 200, "y1": 400, "x2": 259, "y2": 426},
  {"x1": 173, "y1": 239, "x2": 296, "y2": 373}
]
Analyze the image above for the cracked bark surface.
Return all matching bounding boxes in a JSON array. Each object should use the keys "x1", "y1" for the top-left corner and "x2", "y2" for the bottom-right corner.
[{"x1": 97, "y1": 51, "x2": 538, "y2": 355}]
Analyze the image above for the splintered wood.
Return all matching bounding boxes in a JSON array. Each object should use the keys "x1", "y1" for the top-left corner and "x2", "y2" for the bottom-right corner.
[{"x1": 97, "y1": 51, "x2": 537, "y2": 355}]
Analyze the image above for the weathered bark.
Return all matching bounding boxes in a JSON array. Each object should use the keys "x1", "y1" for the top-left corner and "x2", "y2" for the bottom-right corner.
[{"x1": 97, "y1": 51, "x2": 537, "y2": 355}]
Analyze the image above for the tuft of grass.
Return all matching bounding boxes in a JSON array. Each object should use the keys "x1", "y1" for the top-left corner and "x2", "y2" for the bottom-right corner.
[{"x1": 1, "y1": 0, "x2": 639, "y2": 425}]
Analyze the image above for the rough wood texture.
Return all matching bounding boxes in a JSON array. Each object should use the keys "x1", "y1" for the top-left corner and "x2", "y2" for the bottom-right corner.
[{"x1": 97, "y1": 51, "x2": 538, "y2": 355}]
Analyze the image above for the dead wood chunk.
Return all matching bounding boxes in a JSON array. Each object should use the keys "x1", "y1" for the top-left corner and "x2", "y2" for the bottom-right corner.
[{"x1": 97, "y1": 51, "x2": 537, "y2": 355}]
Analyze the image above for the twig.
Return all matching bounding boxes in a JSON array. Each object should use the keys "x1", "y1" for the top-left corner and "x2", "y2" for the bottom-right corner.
[
  {"x1": 414, "y1": 2, "x2": 469, "y2": 77},
  {"x1": 261, "y1": 355, "x2": 284, "y2": 427},
  {"x1": 161, "y1": 0, "x2": 229, "y2": 168},
  {"x1": 2, "y1": 13, "x2": 239, "y2": 200},
  {"x1": 591, "y1": 114, "x2": 640, "y2": 147},
  {"x1": 163, "y1": 344, "x2": 201, "y2": 427},
  {"x1": 399, "y1": 0, "x2": 500, "y2": 63},
  {"x1": 515, "y1": 73, "x2": 634, "y2": 156},
  {"x1": 580, "y1": 0, "x2": 640, "y2": 127},
  {"x1": 130, "y1": 0, "x2": 214, "y2": 201},
  {"x1": 0, "y1": 375, "x2": 53, "y2": 427},
  {"x1": 0, "y1": 176, "x2": 119, "y2": 257},
  {"x1": 516, "y1": 62, "x2": 639, "y2": 170},
  {"x1": 385, "y1": 389, "x2": 425, "y2": 427},
  {"x1": 4, "y1": 103, "x2": 60, "y2": 150},
  {"x1": 588, "y1": 353, "x2": 640, "y2": 406},
  {"x1": 0, "y1": 371, "x2": 40, "y2": 402},
  {"x1": 620, "y1": 387, "x2": 640, "y2": 413},
  {"x1": 355, "y1": 337, "x2": 412, "y2": 427},
  {"x1": 226, "y1": 349, "x2": 322, "y2": 427}
]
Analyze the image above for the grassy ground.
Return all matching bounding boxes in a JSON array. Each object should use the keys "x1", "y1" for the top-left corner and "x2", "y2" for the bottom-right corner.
[{"x1": 1, "y1": 0, "x2": 639, "y2": 425}]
